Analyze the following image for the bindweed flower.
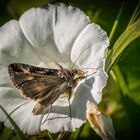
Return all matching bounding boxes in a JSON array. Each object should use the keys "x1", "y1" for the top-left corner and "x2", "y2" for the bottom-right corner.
[
  {"x1": 86, "y1": 100, "x2": 116, "y2": 140},
  {"x1": 0, "y1": 3, "x2": 109, "y2": 134}
]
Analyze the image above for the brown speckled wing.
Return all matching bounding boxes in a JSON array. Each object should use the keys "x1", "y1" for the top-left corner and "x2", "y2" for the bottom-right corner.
[{"x1": 8, "y1": 63, "x2": 67, "y2": 109}]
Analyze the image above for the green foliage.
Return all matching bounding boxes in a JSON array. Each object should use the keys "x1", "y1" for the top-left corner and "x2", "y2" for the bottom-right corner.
[{"x1": 106, "y1": 19, "x2": 140, "y2": 72}]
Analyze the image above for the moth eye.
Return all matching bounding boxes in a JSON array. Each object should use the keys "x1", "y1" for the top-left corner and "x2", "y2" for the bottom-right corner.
[{"x1": 77, "y1": 70, "x2": 85, "y2": 76}]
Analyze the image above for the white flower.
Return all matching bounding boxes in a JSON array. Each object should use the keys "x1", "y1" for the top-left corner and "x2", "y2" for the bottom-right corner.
[
  {"x1": 86, "y1": 100, "x2": 116, "y2": 140},
  {"x1": 0, "y1": 3, "x2": 109, "y2": 134}
]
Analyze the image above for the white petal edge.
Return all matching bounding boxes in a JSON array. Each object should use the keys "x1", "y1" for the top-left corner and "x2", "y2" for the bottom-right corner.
[
  {"x1": 71, "y1": 23, "x2": 109, "y2": 70},
  {"x1": 85, "y1": 71, "x2": 108, "y2": 104}
]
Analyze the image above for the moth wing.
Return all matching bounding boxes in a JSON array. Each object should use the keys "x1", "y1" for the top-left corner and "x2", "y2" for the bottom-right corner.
[{"x1": 8, "y1": 63, "x2": 66, "y2": 109}]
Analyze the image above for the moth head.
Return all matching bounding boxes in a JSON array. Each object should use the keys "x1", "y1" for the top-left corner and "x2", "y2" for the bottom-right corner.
[{"x1": 72, "y1": 69, "x2": 85, "y2": 80}]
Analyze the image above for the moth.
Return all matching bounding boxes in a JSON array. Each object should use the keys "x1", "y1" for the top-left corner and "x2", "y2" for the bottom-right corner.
[{"x1": 8, "y1": 63, "x2": 85, "y2": 116}]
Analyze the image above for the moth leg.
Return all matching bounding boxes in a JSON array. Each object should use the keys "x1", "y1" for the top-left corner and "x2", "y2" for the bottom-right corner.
[
  {"x1": 42, "y1": 104, "x2": 52, "y2": 125},
  {"x1": 55, "y1": 62, "x2": 63, "y2": 69},
  {"x1": 68, "y1": 89, "x2": 72, "y2": 119},
  {"x1": 55, "y1": 62, "x2": 71, "y2": 81},
  {"x1": 32, "y1": 103, "x2": 45, "y2": 115}
]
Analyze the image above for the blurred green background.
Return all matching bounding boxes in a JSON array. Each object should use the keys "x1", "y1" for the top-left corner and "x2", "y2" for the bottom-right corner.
[{"x1": 0, "y1": 0, "x2": 140, "y2": 140}]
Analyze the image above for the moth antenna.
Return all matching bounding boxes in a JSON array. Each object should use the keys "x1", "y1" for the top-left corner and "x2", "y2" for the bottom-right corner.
[
  {"x1": 42, "y1": 104, "x2": 52, "y2": 125},
  {"x1": 71, "y1": 46, "x2": 92, "y2": 70},
  {"x1": 85, "y1": 71, "x2": 97, "y2": 78},
  {"x1": 82, "y1": 68, "x2": 97, "y2": 80},
  {"x1": 82, "y1": 67, "x2": 97, "y2": 70},
  {"x1": 84, "y1": 69, "x2": 103, "y2": 79}
]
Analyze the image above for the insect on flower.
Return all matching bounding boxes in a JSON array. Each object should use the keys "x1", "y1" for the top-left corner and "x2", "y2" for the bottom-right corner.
[
  {"x1": 8, "y1": 63, "x2": 84, "y2": 115},
  {"x1": 8, "y1": 47, "x2": 97, "y2": 120}
]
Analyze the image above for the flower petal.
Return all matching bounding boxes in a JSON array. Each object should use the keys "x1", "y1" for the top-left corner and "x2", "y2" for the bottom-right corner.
[
  {"x1": 41, "y1": 113, "x2": 84, "y2": 133},
  {"x1": 53, "y1": 3, "x2": 90, "y2": 58},
  {"x1": 19, "y1": 3, "x2": 90, "y2": 68},
  {"x1": 71, "y1": 23, "x2": 109, "y2": 70},
  {"x1": 70, "y1": 23, "x2": 109, "y2": 103},
  {"x1": 4, "y1": 101, "x2": 44, "y2": 135},
  {"x1": 86, "y1": 101, "x2": 116, "y2": 140},
  {"x1": 0, "y1": 65, "x2": 11, "y2": 87},
  {"x1": 0, "y1": 20, "x2": 40, "y2": 66},
  {"x1": 19, "y1": 5, "x2": 61, "y2": 67},
  {"x1": 85, "y1": 71, "x2": 108, "y2": 103},
  {"x1": 0, "y1": 87, "x2": 28, "y2": 120}
]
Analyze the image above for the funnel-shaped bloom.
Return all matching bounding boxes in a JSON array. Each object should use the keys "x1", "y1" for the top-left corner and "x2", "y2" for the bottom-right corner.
[{"x1": 0, "y1": 3, "x2": 109, "y2": 134}]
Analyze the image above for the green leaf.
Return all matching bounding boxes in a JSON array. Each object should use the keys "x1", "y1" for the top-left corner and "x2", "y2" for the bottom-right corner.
[
  {"x1": 112, "y1": 65, "x2": 130, "y2": 96},
  {"x1": 0, "y1": 104, "x2": 26, "y2": 140},
  {"x1": 106, "y1": 19, "x2": 140, "y2": 72},
  {"x1": 112, "y1": 65, "x2": 140, "y2": 139},
  {"x1": 109, "y1": 3, "x2": 124, "y2": 42},
  {"x1": 127, "y1": 1, "x2": 140, "y2": 27}
]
